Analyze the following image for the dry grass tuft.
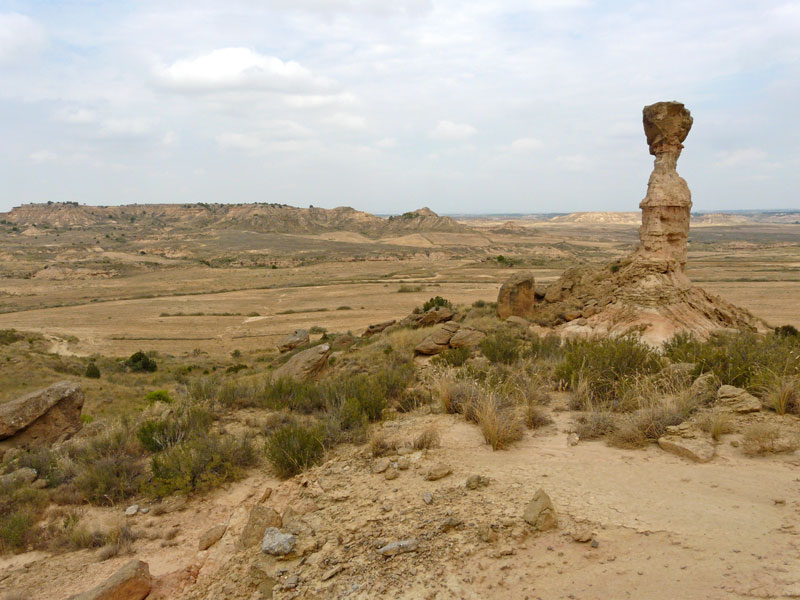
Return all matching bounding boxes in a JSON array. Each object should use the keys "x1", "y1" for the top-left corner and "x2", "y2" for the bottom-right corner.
[
  {"x1": 474, "y1": 393, "x2": 525, "y2": 450},
  {"x1": 413, "y1": 426, "x2": 441, "y2": 450},
  {"x1": 758, "y1": 373, "x2": 800, "y2": 415},
  {"x1": 742, "y1": 423, "x2": 800, "y2": 456},
  {"x1": 574, "y1": 411, "x2": 617, "y2": 440},
  {"x1": 696, "y1": 410, "x2": 734, "y2": 441}
]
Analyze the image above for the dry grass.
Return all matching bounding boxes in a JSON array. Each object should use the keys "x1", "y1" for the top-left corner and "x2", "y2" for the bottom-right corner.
[
  {"x1": 742, "y1": 423, "x2": 800, "y2": 455},
  {"x1": 697, "y1": 410, "x2": 734, "y2": 441},
  {"x1": 474, "y1": 393, "x2": 525, "y2": 450},
  {"x1": 574, "y1": 411, "x2": 617, "y2": 440},
  {"x1": 758, "y1": 373, "x2": 800, "y2": 415},
  {"x1": 413, "y1": 426, "x2": 441, "y2": 450}
]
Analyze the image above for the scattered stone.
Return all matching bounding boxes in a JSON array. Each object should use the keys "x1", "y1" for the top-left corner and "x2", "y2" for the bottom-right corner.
[
  {"x1": 384, "y1": 468, "x2": 399, "y2": 480},
  {"x1": 282, "y1": 575, "x2": 299, "y2": 590},
  {"x1": 690, "y1": 372, "x2": 719, "y2": 401},
  {"x1": 477, "y1": 523, "x2": 498, "y2": 543},
  {"x1": 440, "y1": 517, "x2": 462, "y2": 533},
  {"x1": 125, "y1": 505, "x2": 139, "y2": 517},
  {"x1": 424, "y1": 463, "x2": 452, "y2": 481},
  {"x1": 0, "y1": 381, "x2": 84, "y2": 448},
  {"x1": 240, "y1": 505, "x2": 282, "y2": 549},
  {"x1": 261, "y1": 528, "x2": 297, "y2": 556},
  {"x1": 591, "y1": 539, "x2": 599, "y2": 548},
  {"x1": 658, "y1": 428, "x2": 716, "y2": 463},
  {"x1": 396, "y1": 446, "x2": 414, "y2": 456},
  {"x1": 396, "y1": 458, "x2": 410, "y2": 470},
  {"x1": 362, "y1": 320, "x2": 396, "y2": 337},
  {"x1": 372, "y1": 458, "x2": 391, "y2": 473},
  {"x1": 378, "y1": 539, "x2": 419, "y2": 556},
  {"x1": 523, "y1": 488, "x2": 558, "y2": 531},
  {"x1": 259, "y1": 486, "x2": 273, "y2": 503},
  {"x1": 465, "y1": 474, "x2": 489, "y2": 490},
  {"x1": 271, "y1": 344, "x2": 331, "y2": 381},
  {"x1": 279, "y1": 329, "x2": 309, "y2": 353},
  {"x1": 716, "y1": 385, "x2": 762, "y2": 413},
  {"x1": 198, "y1": 524, "x2": 227, "y2": 550},
  {"x1": 497, "y1": 272, "x2": 536, "y2": 319},
  {"x1": 321, "y1": 565, "x2": 345, "y2": 581},
  {"x1": 567, "y1": 432, "x2": 580, "y2": 446},
  {"x1": 138, "y1": 507, "x2": 149, "y2": 514},
  {"x1": 571, "y1": 528, "x2": 593, "y2": 543},
  {"x1": 0, "y1": 467, "x2": 37, "y2": 486},
  {"x1": 67, "y1": 559, "x2": 151, "y2": 600},
  {"x1": 422, "y1": 492, "x2": 433, "y2": 505}
]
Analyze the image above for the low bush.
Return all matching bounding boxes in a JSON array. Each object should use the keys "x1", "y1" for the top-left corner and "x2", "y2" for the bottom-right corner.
[
  {"x1": 85, "y1": 362, "x2": 101, "y2": 379},
  {"x1": 475, "y1": 394, "x2": 525, "y2": 450},
  {"x1": 265, "y1": 423, "x2": 325, "y2": 478},
  {"x1": 421, "y1": 296, "x2": 452, "y2": 312},
  {"x1": 0, "y1": 479, "x2": 48, "y2": 552},
  {"x1": 431, "y1": 346, "x2": 471, "y2": 367},
  {"x1": 480, "y1": 331, "x2": 521, "y2": 365},
  {"x1": 74, "y1": 455, "x2": 144, "y2": 505},
  {"x1": 125, "y1": 350, "x2": 157, "y2": 373},
  {"x1": 574, "y1": 411, "x2": 617, "y2": 440},
  {"x1": 0, "y1": 329, "x2": 24, "y2": 345},
  {"x1": 14, "y1": 447, "x2": 73, "y2": 488},
  {"x1": 696, "y1": 410, "x2": 734, "y2": 441},
  {"x1": 608, "y1": 401, "x2": 689, "y2": 449},
  {"x1": 742, "y1": 423, "x2": 798, "y2": 455},
  {"x1": 145, "y1": 390, "x2": 172, "y2": 404},
  {"x1": 524, "y1": 403, "x2": 553, "y2": 429},
  {"x1": 413, "y1": 426, "x2": 441, "y2": 450},
  {"x1": 524, "y1": 333, "x2": 564, "y2": 362},
  {"x1": 150, "y1": 434, "x2": 256, "y2": 496},
  {"x1": 757, "y1": 373, "x2": 800, "y2": 415}
]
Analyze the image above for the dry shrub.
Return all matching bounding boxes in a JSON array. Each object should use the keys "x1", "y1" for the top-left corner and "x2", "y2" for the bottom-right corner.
[
  {"x1": 474, "y1": 393, "x2": 524, "y2": 450},
  {"x1": 369, "y1": 432, "x2": 398, "y2": 457},
  {"x1": 742, "y1": 423, "x2": 800, "y2": 456},
  {"x1": 574, "y1": 411, "x2": 617, "y2": 440},
  {"x1": 413, "y1": 426, "x2": 441, "y2": 450},
  {"x1": 758, "y1": 373, "x2": 800, "y2": 415},
  {"x1": 696, "y1": 411, "x2": 734, "y2": 441},
  {"x1": 525, "y1": 403, "x2": 553, "y2": 429},
  {"x1": 608, "y1": 398, "x2": 690, "y2": 449}
]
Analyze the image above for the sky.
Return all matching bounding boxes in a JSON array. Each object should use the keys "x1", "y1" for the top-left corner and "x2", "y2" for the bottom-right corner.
[{"x1": 0, "y1": 0, "x2": 798, "y2": 215}]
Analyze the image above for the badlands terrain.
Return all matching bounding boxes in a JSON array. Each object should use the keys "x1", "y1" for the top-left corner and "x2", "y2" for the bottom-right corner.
[{"x1": 1, "y1": 202, "x2": 799, "y2": 599}]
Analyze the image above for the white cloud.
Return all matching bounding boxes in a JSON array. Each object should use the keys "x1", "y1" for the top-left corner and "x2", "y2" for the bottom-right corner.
[
  {"x1": 324, "y1": 113, "x2": 367, "y2": 130},
  {"x1": 58, "y1": 108, "x2": 98, "y2": 124},
  {"x1": 557, "y1": 154, "x2": 591, "y2": 171},
  {"x1": 430, "y1": 120, "x2": 476, "y2": 141},
  {"x1": 375, "y1": 137, "x2": 397, "y2": 149},
  {"x1": 155, "y1": 47, "x2": 334, "y2": 94},
  {"x1": 29, "y1": 150, "x2": 57, "y2": 163},
  {"x1": 100, "y1": 118, "x2": 153, "y2": 138},
  {"x1": 0, "y1": 13, "x2": 46, "y2": 63},
  {"x1": 216, "y1": 132, "x2": 262, "y2": 151},
  {"x1": 510, "y1": 137, "x2": 543, "y2": 152},
  {"x1": 283, "y1": 92, "x2": 358, "y2": 109}
]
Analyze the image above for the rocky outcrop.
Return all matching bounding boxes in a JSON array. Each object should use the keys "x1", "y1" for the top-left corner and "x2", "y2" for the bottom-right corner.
[
  {"x1": 279, "y1": 329, "x2": 309, "y2": 353},
  {"x1": 362, "y1": 320, "x2": 396, "y2": 337},
  {"x1": 0, "y1": 382, "x2": 83, "y2": 448},
  {"x1": 500, "y1": 102, "x2": 767, "y2": 345},
  {"x1": 415, "y1": 322, "x2": 461, "y2": 355},
  {"x1": 67, "y1": 559, "x2": 151, "y2": 600},
  {"x1": 400, "y1": 306, "x2": 456, "y2": 329},
  {"x1": 497, "y1": 272, "x2": 537, "y2": 319},
  {"x1": 716, "y1": 385, "x2": 762, "y2": 413},
  {"x1": 449, "y1": 326, "x2": 485, "y2": 349},
  {"x1": 271, "y1": 344, "x2": 330, "y2": 381}
]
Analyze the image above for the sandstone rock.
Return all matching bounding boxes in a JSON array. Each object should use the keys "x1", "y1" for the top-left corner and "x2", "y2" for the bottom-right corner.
[
  {"x1": 422, "y1": 492, "x2": 433, "y2": 505},
  {"x1": 465, "y1": 474, "x2": 489, "y2": 490},
  {"x1": 448, "y1": 327, "x2": 485, "y2": 349},
  {"x1": 571, "y1": 528, "x2": 593, "y2": 543},
  {"x1": 414, "y1": 322, "x2": 460, "y2": 355},
  {"x1": 658, "y1": 424, "x2": 716, "y2": 462},
  {"x1": 505, "y1": 316, "x2": 529, "y2": 327},
  {"x1": 716, "y1": 385, "x2": 762, "y2": 413},
  {"x1": 415, "y1": 306, "x2": 456, "y2": 327},
  {"x1": 372, "y1": 458, "x2": 391, "y2": 473},
  {"x1": 362, "y1": 320, "x2": 395, "y2": 337},
  {"x1": 384, "y1": 468, "x2": 399, "y2": 480},
  {"x1": 523, "y1": 488, "x2": 558, "y2": 531},
  {"x1": 261, "y1": 528, "x2": 296, "y2": 556},
  {"x1": 330, "y1": 333, "x2": 356, "y2": 350},
  {"x1": 690, "y1": 372, "x2": 719, "y2": 402},
  {"x1": 67, "y1": 559, "x2": 151, "y2": 600},
  {"x1": 377, "y1": 538, "x2": 419, "y2": 556},
  {"x1": 240, "y1": 505, "x2": 282, "y2": 549},
  {"x1": 424, "y1": 463, "x2": 452, "y2": 481},
  {"x1": 198, "y1": 524, "x2": 227, "y2": 550},
  {"x1": 396, "y1": 458, "x2": 410, "y2": 470},
  {"x1": 497, "y1": 272, "x2": 536, "y2": 319},
  {"x1": 635, "y1": 101, "x2": 694, "y2": 270},
  {"x1": 279, "y1": 329, "x2": 309, "y2": 353},
  {"x1": 0, "y1": 381, "x2": 84, "y2": 447},
  {"x1": 124, "y1": 505, "x2": 139, "y2": 517},
  {"x1": 0, "y1": 467, "x2": 38, "y2": 486},
  {"x1": 271, "y1": 344, "x2": 330, "y2": 381}
]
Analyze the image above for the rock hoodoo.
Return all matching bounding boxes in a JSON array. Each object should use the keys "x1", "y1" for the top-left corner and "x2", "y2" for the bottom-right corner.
[{"x1": 496, "y1": 101, "x2": 766, "y2": 344}]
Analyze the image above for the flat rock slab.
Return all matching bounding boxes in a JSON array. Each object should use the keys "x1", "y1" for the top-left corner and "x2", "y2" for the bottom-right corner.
[
  {"x1": 0, "y1": 381, "x2": 83, "y2": 446},
  {"x1": 271, "y1": 344, "x2": 330, "y2": 381},
  {"x1": 67, "y1": 559, "x2": 151, "y2": 600},
  {"x1": 658, "y1": 434, "x2": 716, "y2": 463},
  {"x1": 716, "y1": 385, "x2": 761, "y2": 413}
]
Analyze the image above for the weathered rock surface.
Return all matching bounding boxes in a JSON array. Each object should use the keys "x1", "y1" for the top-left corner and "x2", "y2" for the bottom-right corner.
[
  {"x1": 271, "y1": 344, "x2": 330, "y2": 381},
  {"x1": 198, "y1": 524, "x2": 227, "y2": 550},
  {"x1": 415, "y1": 322, "x2": 460, "y2": 355},
  {"x1": 424, "y1": 463, "x2": 452, "y2": 481},
  {"x1": 716, "y1": 385, "x2": 762, "y2": 413},
  {"x1": 278, "y1": 329, "x2": 309, "y2": 353},
  {"x1": 261, "y1": 527, "x2": 297, "y2": 556},
  {"x1": 690, "y1": 372, "x2": 719, "y2": 402},
  {"x1": 67, "y1": 559, "x2": 151, "y2": 600},
  {"x1": 448, "y1": 326, "x2": 485, "y2": 349},
  {"x1": 523, "y1": 488, "x2": 558, "y2": 531},
  {"x1": 330, "y1": 333, "x2": 356, "y2": 350},
  {"x1": 497, "y1": 272, "x2": 536, "y2": 319},
  {"x1": 240, "y1": 505, "x2": 282, "y2": 549},
  {"x1": 658, "y1": 423, "x2": 716, "y2": 462},
  {"x1": 401, "y1": 306, "x2": 456, "y2": 329},
  {"x1": 0, "y1": 381, "x2": 83, "y2": 447},
  {"x1": 362, "y1": 320, "x2": 395, "y2": 337},
  {"x1": 0, "y1": 467, "x2": 38, "y2": 486}
]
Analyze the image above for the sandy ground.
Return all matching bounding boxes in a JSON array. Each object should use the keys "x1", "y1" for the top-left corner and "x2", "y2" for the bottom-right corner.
[{"x1": 3, "y1": 409, "x2": 798, "y2": 600}]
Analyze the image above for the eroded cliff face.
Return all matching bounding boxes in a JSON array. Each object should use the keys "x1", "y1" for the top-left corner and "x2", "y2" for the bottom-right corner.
[{"x1": 636, "y1": 101, "x2": 693, "y2": 271}]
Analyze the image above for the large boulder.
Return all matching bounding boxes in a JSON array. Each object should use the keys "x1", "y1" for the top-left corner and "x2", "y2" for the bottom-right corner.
[
  {"x1": 449, "y1": 326, "x2": 485, "y2": 349},
  {"x1": 271, "y1": 344, "x2": 330, "y2": 381},
  {"x1": 716, "y1": 385, "x2": 761, "y2": 413},
  {"x1": 67, "y1": 559, "x2": 151, "y2": 600},
  {"x1": 279, "y1": 329, "x2": 309, "y2": 353},
  {"x1": 497, "y1": 272, "x2": 536, "y2": 319},
  {"x1": 0, "y1": 381, "x2": 83, "y2": 448}
]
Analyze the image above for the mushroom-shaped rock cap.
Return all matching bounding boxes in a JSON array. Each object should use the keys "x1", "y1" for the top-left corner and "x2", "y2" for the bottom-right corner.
[{"x1": 643, "y1": 101, "x2": 693, "y2": 156}]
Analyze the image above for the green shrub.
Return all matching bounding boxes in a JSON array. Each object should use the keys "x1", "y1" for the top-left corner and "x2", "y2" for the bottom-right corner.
[
  {"x1": 524, "y1": 333, "x2": 564, "y2": 361},
  {"x1": 775, "y1": 324, "x2": 799, "y2": 338},
  {"x1": 0, "y1": 509, "x2": 35, "y2": 551},
  {"x1": 136, "y1": 420, "x2": 182, "y2": 452},
  {"x1": 125, "y1": 350, "x2": 157, "y2": 373},
  {"x1": 265, "y1": 423, "x2": 325, "y2": 478},
  {"x1": 480, "y1": 331, "x2": 521, "y2": 365},
  {"x1": 145, "y1": 390, "x2": 172, "y2": 404},
  {"x1": 263, "y1": 377, "x2": 325, "y2": 413},
  {"x1": 150, "y1": 434, "x2": 256, "y2": 496},
  {"x1": 14, "y1": 447, "x2": 72, "y2": 488},
  {"x1": 323, "y1": 397, "x2": 369, "y2": 445},
  {"x1": 556, "y1": 336, "x2": 661, "y2": 408},
  {"x1": 74, "y1": 455, "x2": 144, "y2": 505},
  {"x1": 85, "y1": 362, "x2": 101, "y2": 379},
  {"x1": 432, "y1": 346, "x2": 471, "y2": 367},
  {"x1": 421, "y1": 296, "x2": 452, "y2": 312}
]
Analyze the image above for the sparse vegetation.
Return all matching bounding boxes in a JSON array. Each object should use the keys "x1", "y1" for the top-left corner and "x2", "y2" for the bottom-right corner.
[
  {"x1": 124, "y1": 350, "x2": 157, "y2": 373},
  {"x1": 265, "y1": 423, "x2": 326, "y2": 478}
]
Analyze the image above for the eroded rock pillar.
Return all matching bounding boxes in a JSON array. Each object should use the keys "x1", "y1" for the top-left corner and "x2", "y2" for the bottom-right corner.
[{"x1": 636, "y1": 101, "x2": 693, "y2": 271}]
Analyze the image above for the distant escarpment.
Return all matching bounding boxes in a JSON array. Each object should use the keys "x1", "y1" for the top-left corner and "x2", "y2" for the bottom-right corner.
[{"x1": 1, "y1": 203, "x2": 468, "y2": 237}]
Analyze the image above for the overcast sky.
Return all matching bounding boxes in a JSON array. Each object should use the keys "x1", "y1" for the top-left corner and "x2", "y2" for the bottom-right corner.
[{"x1": 1, "y1": 1, "x2": 798, "y2": 214}]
